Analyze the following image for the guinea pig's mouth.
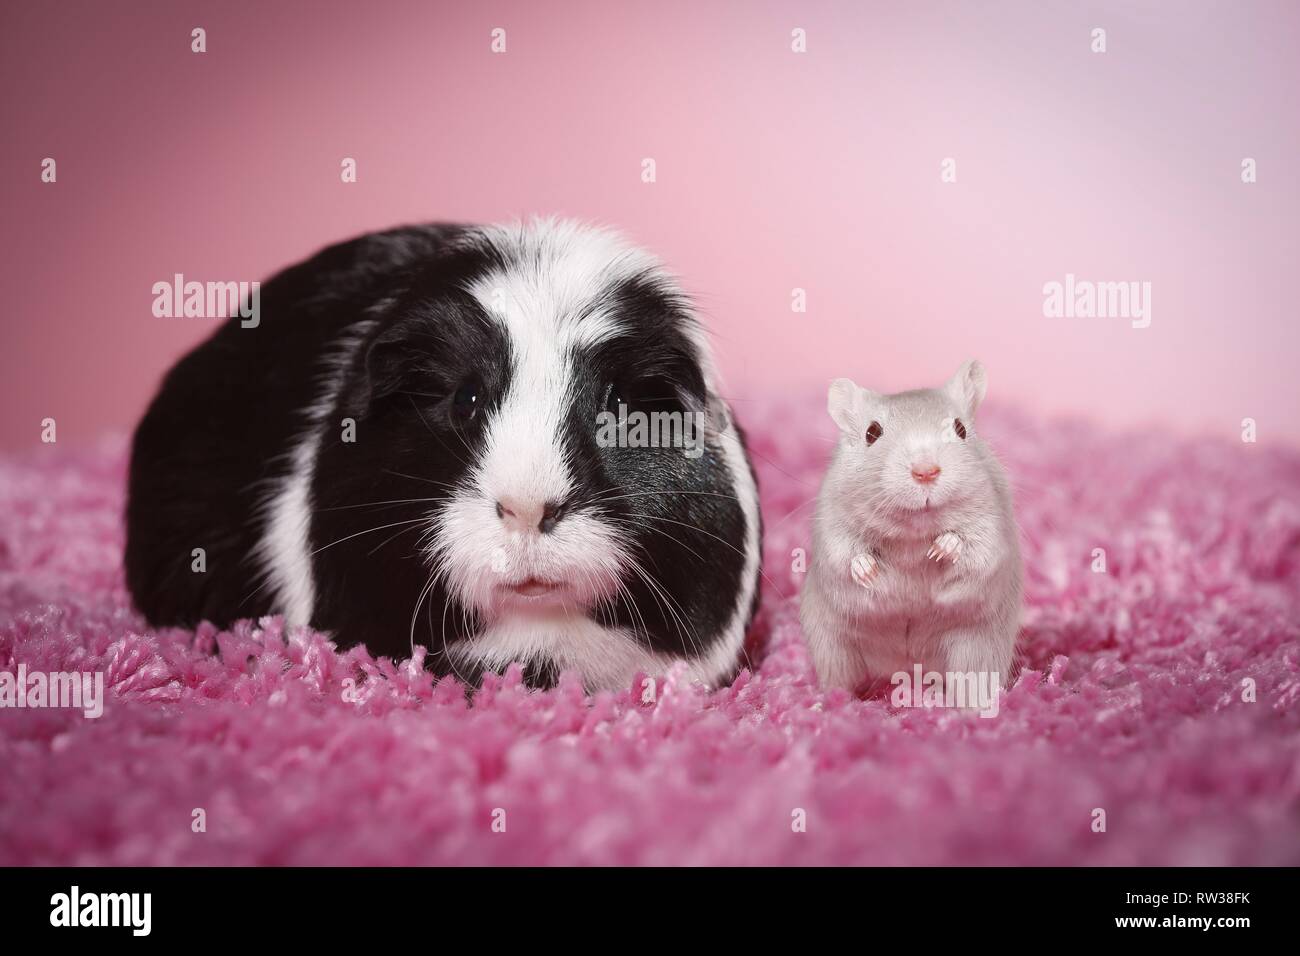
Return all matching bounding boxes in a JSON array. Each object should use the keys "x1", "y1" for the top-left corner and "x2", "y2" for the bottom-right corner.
[
  {"x1": 493, "y1": 575, "x2": 579, "y2": 612},
  {"x1": 512, "y1": 577, "x2": 559, "y2": 597},
  {"x1": 500, "y1": 576, "x2": 564, "y2": 599}
]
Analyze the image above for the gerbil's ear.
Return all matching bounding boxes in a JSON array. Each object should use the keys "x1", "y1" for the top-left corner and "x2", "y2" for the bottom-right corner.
[
  {"x1": 944, "y1": 360, "x2": 987, "y2": 417},
  {"x1": 827, "y1": 378, "x2": 863, "y2": 435}
]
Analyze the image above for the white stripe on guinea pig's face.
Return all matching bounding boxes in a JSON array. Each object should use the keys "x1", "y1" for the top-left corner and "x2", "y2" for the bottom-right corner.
[{"x1": 426, "y1": 220, "x2": 663, "y2": 621}]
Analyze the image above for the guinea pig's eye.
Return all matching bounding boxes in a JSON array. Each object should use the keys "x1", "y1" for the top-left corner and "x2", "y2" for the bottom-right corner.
[
  {"x1": 451, "y1": 379, "x2": 481, "y2": 422},
  {"x1": 865, "y1": 421, "x2": 883, "y2": 446},
  {"x1": 604, "y1": 382, "x2": 624, "y2": 417},
  {"x1": 604, "y1": 377, "x2": 683, "y2": 417},
  {"x1": 954, "y1": 418, "x2": 967, "y2": 440}
]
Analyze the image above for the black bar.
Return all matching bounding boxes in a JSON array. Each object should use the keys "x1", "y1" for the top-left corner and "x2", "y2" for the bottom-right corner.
[{"x1": 0, "y1": 866, "x2": 1286, "y2": 941}]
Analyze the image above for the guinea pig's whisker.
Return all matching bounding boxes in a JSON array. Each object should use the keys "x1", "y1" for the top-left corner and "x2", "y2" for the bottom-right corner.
[
  {"x1": 590, "y1": 490, "x2": 742, "y2": 506},
  {"x1": 406, "y1": 394, "x2": 473, "y2": 471},
  {"x1": 633, "y1": 513, "x2": 788, "y2": 602},
  {"x1": 443, "y1": 576, "x2": 469, "y2": 681},
  {"x1": 421, "y1": 555, "x2": 476, "y2": 689},
  {"x1": 598, "y1": 513, "x2": 710, "y2": 567},
  {"x1": 234, "y1": 575, "x2": 277, "y2": 618},
  {"x1": 624, "y1": 556, "x2": 696, "y2": 655},
  {"x1": 618, "y1": 580, "x2": 651, "y2": 644},
  {"x1": 605, "y1": 519, "x2": 725, "y2": 655},
  {"x1": 592, "y1": 555, "x2": 645, "y2": 639},
  {"x1": 449, "y1": 417, "x2": 479, "y2": 461},
  {"x1": 615, "y1": 536, "x2": 696, "y2": 651},
  {"x1": 397, "y1": 390, "x2": 447, "y2": 401},
  {"x1": 310, "y1": 517, "x2": 429, "y2": 557},
  {"x1": 382, "y1": 469, "x2": 462, "y2": 493},
  {"x1": 435, "y1": 567, "x2": 456, "y2": 674},
  {"x1": 315, "y1": 496, "x2": 443, "y2": 514},
  {"x1": 597, "y1": 575, "x2": 628, "y2": 633},
  {"x1": 408, "y1": 569, "x2": 438, "y2": 660},
  {"x1": 579, "y1": 537, "x2": 654, "y2": 647},
  {"x1": 427, "y1": 577, "x2": 438, "y2": 666},
  {"x1": 424, "y1": 559, "x2": 466, "y2": 676},
  {"x1": 626, "y1": 558, "x2": 699, "y2": 659},
  {"x1": 366, "y1": 521, "x2": 424, "y2": 557}
]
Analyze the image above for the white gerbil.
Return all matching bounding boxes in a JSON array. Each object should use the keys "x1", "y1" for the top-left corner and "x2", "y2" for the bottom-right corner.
[{"x1": 799, "y1": 360, "x2": 1022, "y2": 700}]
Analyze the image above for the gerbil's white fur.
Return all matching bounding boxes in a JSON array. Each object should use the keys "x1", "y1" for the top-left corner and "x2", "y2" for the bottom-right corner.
[{"x1": 800, "y1": 360, "x2": 1022, "y2": 697}]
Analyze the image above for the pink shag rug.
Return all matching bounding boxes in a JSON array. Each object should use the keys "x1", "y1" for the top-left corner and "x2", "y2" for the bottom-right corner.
[{"x1": 2, "y1": 398, "x2": 1299, "y2": 866}]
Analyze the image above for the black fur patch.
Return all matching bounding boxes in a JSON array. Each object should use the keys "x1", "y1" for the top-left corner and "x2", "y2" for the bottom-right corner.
[
  {"x1": 309, "y1": 240, "x2": 515, "y2": 664},
  {"x1": 560, "y1": 271, "x2": 749, "y2": 658},
  {"x1": 125, "y1": 224, "x2": 470, "y2": 631}
]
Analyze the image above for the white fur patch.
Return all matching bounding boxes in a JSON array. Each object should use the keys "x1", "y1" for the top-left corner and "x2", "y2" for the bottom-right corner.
[
  {"x1": 259, "y1": 444, "x2": 317, "y2": 625},
  {"x1": 430, "y1": 220, "x2": 670, "y2": 621},
  {"x1": 257, "y1": 318, "x2": 381, "y2": 625},
  {"x1": 700, "y1": 410, "x2": 761, "y2": 681},
  {"x1": 447, "y1": 612, "x2": 738, "y2": 690}
]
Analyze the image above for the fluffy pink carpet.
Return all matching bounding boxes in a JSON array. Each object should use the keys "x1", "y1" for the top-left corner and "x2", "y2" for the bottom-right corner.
[{"x1": 2, "y1": 399, "x2": 1298, "y2": 866}]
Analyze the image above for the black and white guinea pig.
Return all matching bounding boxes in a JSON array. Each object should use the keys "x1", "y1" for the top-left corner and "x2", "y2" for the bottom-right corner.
[{"x1": 125, "y1": 219, "x2": 762, "y2": 691}]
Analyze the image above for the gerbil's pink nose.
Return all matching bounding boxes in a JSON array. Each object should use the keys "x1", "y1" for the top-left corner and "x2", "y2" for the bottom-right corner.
[
  {"x1": 496, "y1": 497, "x2": 563, "y2": 534},
  {"x1": 910, "y1": 463, "x2": 941, "y2": 484}
]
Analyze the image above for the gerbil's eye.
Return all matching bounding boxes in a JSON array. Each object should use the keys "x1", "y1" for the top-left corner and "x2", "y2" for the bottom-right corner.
[
  {"x1": 954, "y1": 418, "x2": 967, "y2": 440},
  {"x1": 865, "y1": 421, "x2": 883, "y2": 446},
  {"x1": 452, "y1": 379, "x2": 481, "y2": 422}
]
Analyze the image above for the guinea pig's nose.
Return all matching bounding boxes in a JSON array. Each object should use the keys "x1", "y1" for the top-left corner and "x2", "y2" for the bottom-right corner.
[
  {"x1": 910, "y1": 462, "x2": 941, "y2": 484},
  {"x1": 496, "y1": 497, "x2": 563, "y2": 534}
]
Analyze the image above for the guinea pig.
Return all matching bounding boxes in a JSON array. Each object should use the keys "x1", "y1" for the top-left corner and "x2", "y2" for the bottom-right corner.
[
  {"x1": 798, "y1": 361, "x2": 1022, "y2": 698},
  {"x1": 125, "y1": 219, "x2": 762, "y2": 692}
]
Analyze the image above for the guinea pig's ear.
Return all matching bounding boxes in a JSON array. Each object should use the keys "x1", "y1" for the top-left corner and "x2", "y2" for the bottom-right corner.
[
  {"x1": 944, "y1": 360, "x2": 987, "y2": 417},
  {"x1": 827, "y1": 378, "x2": 863, "y2": 435},
  {"x1": 355, "y1": 317, "x2": 425, "y2": 412}
]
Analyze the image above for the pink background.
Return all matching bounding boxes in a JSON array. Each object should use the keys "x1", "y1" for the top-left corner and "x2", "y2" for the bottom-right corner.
[{"x1": 3, "y1": 0, "x2": 1298, "y2": 451}]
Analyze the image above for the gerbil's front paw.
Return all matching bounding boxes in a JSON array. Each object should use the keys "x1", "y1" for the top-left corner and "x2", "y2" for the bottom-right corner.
[
  {"x1": 850, "y1": 552, "x2": 881, "y2": 589},
  {"x1": 928, "y1": 532, "x2": 963, "y2": 563}
]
